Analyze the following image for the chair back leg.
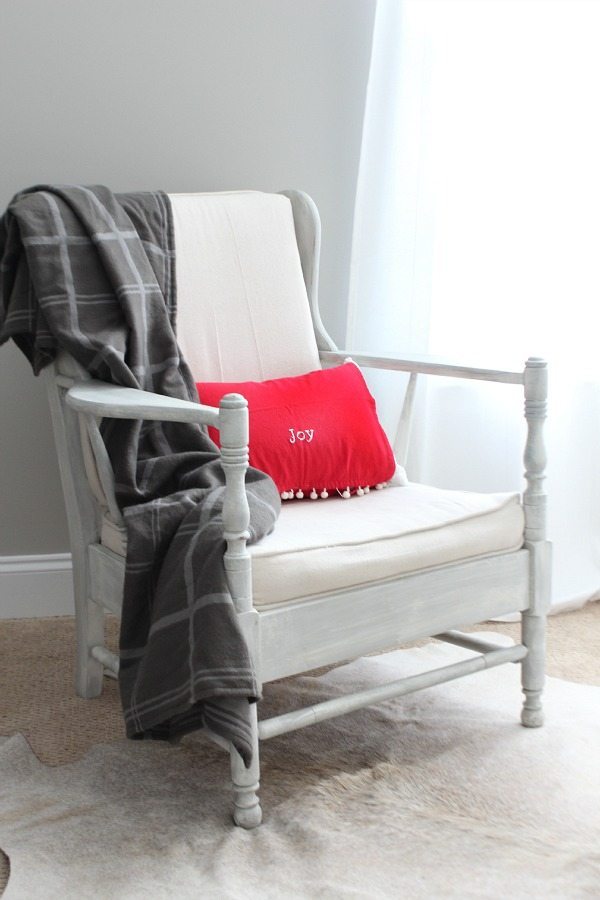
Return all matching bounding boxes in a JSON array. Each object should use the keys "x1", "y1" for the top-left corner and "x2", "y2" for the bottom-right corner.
[{"x1": 72, "y1": 547, "x2": 105, "y2": 698}]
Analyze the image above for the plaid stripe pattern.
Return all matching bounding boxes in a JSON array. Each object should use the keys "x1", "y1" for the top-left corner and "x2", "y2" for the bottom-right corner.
[{"x1": 0, "y1": 185, "x2": 280, "y2": 764}]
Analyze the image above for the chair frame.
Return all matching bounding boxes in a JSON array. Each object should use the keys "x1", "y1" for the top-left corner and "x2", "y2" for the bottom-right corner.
[{"x1": 44, "y1": 190, "x2": 550, "y2": 828}]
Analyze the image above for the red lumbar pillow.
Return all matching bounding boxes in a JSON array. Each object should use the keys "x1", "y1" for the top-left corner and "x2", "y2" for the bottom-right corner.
[{"x1": 196, "y1": 361, "x2": 396, "y2": 500}]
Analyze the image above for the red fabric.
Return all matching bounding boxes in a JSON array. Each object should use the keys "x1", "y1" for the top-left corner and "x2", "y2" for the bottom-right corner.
[{"x1": 196, "y1": 362, "x2": 396, "y2": 497}]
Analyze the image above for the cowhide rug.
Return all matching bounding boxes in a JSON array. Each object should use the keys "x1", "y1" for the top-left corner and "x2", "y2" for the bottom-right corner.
[{"x1": 1, "y1": 636, "x2": 598, "y2": 898}]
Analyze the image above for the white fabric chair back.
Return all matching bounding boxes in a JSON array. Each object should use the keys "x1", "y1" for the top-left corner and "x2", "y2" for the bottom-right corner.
[{"x1": 169, "y1": 191, "x2": 321, "y2": 382}]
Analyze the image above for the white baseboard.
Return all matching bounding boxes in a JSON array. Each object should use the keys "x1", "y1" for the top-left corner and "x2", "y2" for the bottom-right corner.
[{"x1": 0, "y1": 554, "x2": 74, "y2": 618}]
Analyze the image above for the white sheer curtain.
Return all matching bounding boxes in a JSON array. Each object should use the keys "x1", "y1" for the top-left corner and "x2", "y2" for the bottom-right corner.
[{"x1": 348, "y1": 0, "x2": 600, "y2": 610}]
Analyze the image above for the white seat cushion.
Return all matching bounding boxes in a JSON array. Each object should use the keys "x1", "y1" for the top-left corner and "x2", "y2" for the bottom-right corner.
[{"x1": 101, "y1": 483, "x2": 524, "y2": 608}]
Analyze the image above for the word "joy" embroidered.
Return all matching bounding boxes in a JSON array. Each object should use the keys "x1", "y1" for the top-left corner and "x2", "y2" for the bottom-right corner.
[{"x1": 289, "y1": 428, "x2": 314, "y2": 444}]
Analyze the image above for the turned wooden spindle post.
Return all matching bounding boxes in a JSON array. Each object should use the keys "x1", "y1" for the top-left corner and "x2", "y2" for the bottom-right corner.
[
  {"x1": 219, "y1": 392, "x2": 262, "y2": 827},
  {"x1": 219, "y1": 393, "x2": 252, "y2": 613},
  {"x1": 521, "y1": 357, "x2": 551, "y2": 727}
]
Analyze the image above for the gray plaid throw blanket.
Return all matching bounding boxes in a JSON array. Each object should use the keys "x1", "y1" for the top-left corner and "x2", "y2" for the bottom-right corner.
[{"x1": 0, "y1": 185, "x2": 280, "y2": 764}]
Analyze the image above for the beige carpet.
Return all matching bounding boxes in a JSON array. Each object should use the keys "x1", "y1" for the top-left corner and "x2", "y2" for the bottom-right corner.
[{"x1": 0, "y1": 604, "x2": 600, "y2": 900}]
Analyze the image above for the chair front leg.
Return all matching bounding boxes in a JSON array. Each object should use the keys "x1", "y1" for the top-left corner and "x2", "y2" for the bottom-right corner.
[
  {"x1": 219, "y1": 393, "x2": 262, "y2": 825},
  {"x1": 230, "y1": 703, "x2": 262, "y2": 828},
  {"x1": 521, "y1": 358, "x2": 550, "y2": 728},
  {"x1": 521, "y1": 610, "x2": 545, "y2": 727}
]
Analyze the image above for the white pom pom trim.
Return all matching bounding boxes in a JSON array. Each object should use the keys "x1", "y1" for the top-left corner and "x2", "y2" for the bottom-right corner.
[{"x1": 282, "y1": 482, "x2": 387, "y2": 501}]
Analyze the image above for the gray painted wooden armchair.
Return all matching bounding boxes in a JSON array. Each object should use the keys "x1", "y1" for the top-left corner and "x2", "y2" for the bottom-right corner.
[{"x1": 45, "y1": 190, "x2": 550, "y2": 827}]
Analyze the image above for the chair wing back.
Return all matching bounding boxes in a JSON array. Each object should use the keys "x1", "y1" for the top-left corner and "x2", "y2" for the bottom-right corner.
[{"x1": 169, "y1": 191, "x2": 322, "y2": 382}]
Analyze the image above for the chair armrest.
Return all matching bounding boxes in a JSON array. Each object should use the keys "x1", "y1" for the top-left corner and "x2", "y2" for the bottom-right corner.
[
  {"x1": 322, "y1": 351, "x2": 547, "y2": 472},
  {"x1": 66, "y1": 380, "x2": 220, "y2": 428},
  {"x1": 320, "y1": 350, "x2": 527, "y2": 385},
  {"x1": 65, "y1": 382, "x2": 251, "y2": 567}
]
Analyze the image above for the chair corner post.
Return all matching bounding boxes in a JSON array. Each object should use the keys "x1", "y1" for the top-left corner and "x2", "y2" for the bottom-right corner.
[{"x1": 521, "y1": 357, "x2": 550, "y2": 728}]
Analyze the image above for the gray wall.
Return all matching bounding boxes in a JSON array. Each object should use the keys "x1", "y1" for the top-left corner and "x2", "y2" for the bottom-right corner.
[{"x1": 0, "y1": 0, "x2": 375, "y2": 555}]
